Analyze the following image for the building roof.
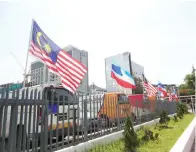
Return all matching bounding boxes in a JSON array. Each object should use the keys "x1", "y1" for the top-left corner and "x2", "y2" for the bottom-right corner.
[{"x1": 89, "y1": 84, "x2": 106, "y2": 91}]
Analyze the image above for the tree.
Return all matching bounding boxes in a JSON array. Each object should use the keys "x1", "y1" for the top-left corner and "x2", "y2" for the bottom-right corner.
[
  {"x1": 159, "y1": 110, "x2": 170, "y2": 127},
  {"x1": 123, "y1": 116, "x2": 139, "y2": 152},
  {"x1": 184, "y1": 73, "x2": 195, "y2": 90},
  {"x1": 179, "y1": 84, "x2": 188, "y2": 90},
  {"x1": 179, "y1": 69, "x2": 195, "y2": 96}
]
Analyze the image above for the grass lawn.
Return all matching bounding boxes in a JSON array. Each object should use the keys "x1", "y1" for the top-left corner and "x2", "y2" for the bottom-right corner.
[{"x1": 88, "y1": 114, "x2": 194, "y2": 152}]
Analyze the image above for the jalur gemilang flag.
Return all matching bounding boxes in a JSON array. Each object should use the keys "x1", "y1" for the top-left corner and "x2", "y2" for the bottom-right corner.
[
  {"x1": 29, "y1": 20, "x2": 87, "y2": 93},
  {"x1": 111, "y1": 63, "x2": 136, "y2": 89}
]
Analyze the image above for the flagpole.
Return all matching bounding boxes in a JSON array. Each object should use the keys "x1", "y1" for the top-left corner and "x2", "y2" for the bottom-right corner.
[{"x1": 23, "y1": 19, "x2": 34, "y2": 88}]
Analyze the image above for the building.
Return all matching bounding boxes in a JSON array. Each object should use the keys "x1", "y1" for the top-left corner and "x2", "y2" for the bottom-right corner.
[
  {"x1": 89, "y1": 83, "x2": 106, "y2": 95},
  {"x1": 0, "y1": 82, "x2": 23, "y2": 92},
  {"x1": 105, "y1": 52, "x2": 144, "y2": 94},
  {"x1": 30, "y1": 45, "x2": 89, "y2": 94},
  {"x1": 30, "y1": 61, "x2": 61, "y2": 86},
  {"x1": 64, "y1": 45, "x2": 89, "y2": 94}
]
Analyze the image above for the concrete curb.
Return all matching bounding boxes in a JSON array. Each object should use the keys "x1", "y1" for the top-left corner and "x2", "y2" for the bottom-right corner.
[{"x1": 55, "y1": 114, "x2": 175, "y2": 152}]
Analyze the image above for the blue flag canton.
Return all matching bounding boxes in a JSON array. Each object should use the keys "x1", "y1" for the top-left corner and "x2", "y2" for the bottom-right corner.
[{"x1": 31, "y1": 21, "x2": 62, "y2": 63}]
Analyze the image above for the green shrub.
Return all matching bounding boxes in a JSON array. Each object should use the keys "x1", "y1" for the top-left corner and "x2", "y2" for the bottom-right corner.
[
  {"x1": 141, "y1": 128, "x2": 159, "y2": 142},
  {"x1": 177, "y1": 102, "x2": 188, "y2": 119},
  {"x1": 123, "y1": 116, "x2": 139, "y2": 152},
  {"x1": 159, "y1": 110, "x2": 170, "y2": 127},
  {"x1": 173, "y1": 115, "x2": 178, "y2": 122}
]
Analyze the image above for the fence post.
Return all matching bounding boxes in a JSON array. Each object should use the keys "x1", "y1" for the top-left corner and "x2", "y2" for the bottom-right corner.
[
  {"x1": 136, "y1": 100, "x2": 139, "y2": 124},
  {"x1": 43, "y1": 101, "x2": 49, "y2": 152},
  {"x1": 83, "y1": 95, "x2": 88, "y2": 141},
  {"x1": 191, "y1": 96, "x2": 194, "y2": 113},
  {"x1": 117, "y1": 103, "x2": 120, "y2": 131}
]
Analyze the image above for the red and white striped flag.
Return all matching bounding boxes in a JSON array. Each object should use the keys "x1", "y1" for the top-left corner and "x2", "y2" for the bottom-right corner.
[
  {"x1": 29, "y1": 20, "x2": 87, "y2": 93},
  {"x1": 168, "y1": 93, "x2": 173, "y2": 102},
  {"x1": 142, "y1": 74, "x2": 157, "y2": 97}
]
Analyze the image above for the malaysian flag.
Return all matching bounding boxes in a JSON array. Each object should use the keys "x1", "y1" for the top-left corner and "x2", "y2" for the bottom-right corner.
[
  {"x1": 29, "y1": 20, "x2": 87, "y2": 93},
  {"x1": 142, "y1": 74, "x2": 157, "y2": 97}
]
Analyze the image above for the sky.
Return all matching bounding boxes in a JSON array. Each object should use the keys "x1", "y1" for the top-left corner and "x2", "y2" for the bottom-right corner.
[{"x1": 0, "y1": 0, "x2": 196, "y2": 88}]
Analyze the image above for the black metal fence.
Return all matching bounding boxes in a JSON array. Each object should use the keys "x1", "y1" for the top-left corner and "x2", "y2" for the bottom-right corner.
[{"x1": 0, "y1": 87, "x2": 177, "y2": 152}]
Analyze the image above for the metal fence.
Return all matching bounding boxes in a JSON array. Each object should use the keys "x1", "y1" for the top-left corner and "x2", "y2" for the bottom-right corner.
[{"x1": 0, "y1": 87, "x2": 177, "y2": 152}]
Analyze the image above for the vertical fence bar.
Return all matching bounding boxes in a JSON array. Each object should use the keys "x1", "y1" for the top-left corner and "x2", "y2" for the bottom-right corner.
[
  {"x1": 72, "y1": 94, "x2": 76, "y2": 144},
  {"x1": 67, "y1": 100, "x2": 70, "y2": 146},
  {"x1": 21, "y1": 89, "x2": 28, "y2": 152},
  {"x1": 89, "y1": 94, "x2": 92, "y2": 138},
  {"x1": 76, "y1": 95, "x2": 80, "y2": 143},
  {"x1": 83, "y1": 95, "x2": 88, "y2": 141},
  {"x1": 32, "y1": 89, "x2": 37, "y2": 152},
  {"x1": 16, "y1": 90, "x2": 25, "y2": 152},
  {"x1": 117, "y1": 98, "x2": 120, "y2": 131},
  {"x1": 61, "y1": 95, "x2": 65, "y2": 147},
  {"x1": 73, "y1": 108, "x2": 76, "y2": 143},
  {"x1": 9, "y1": 89, "x2": 19, "y2": 152},
  {"x1": 55, "y1": 93, "x2": 59, "y2": 150},
  {"x1": 79, "y1": 95, "x2": 83, "y2": 141},
  {"x1": 44, "y1": 100, "x2": 49, "y2": 152},
  {"x1": 1, "y1": 87, "x2": 9, "y2": 152},
  {"x1": 14, "y1": 89, "x2": 19, "y2": 151},
  {"x1": 96, "y1": 95, "x2": 99, "y2": 134},
  {"x1": 99, "y1": 95, "x2": 102, "y2": 135},
  {"x1": 49, "y1": 88, "x2": 54, "y2": 151},
  {"x1": 93, "y1": 95, "x2": 96, "y2": 135},
  {"x1": 27, "y1": 90, "x2": 33, "y2": 152},
  {"x1": 40, "y1": 102, "x2": 45, "y2": 152},
  {"x1": 35, "y1": 91, "x2": 40, "y2": 152},
  {"x1": 0, "y1": 102, "x2": 4, "y2": 151},
  {"x1": 109, "y1": 95, "x2": 112, "y2": 132}
]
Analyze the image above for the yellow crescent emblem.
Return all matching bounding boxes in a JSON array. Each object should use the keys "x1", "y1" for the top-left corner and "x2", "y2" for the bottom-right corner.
[
  {"x1": 36, "y1": 32, "x2": 52, "y2": 54},
  {"x1": 36, "y1": 32, "x2": 43, "y2": 47}
]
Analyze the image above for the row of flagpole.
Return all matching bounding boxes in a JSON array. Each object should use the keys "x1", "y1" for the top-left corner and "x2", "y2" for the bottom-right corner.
[{"x1": 22, "y1": 19, "x2": 196, "y2": 105}]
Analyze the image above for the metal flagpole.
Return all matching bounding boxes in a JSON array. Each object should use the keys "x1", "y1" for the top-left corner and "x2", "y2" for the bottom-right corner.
[{"x1": 23, "y1": 19, "x2": 34, "y2": 87}]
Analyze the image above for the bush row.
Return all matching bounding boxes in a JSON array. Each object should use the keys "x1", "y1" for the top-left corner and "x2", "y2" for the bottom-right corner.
[{"x1": 123, "y1": 102, "x2": 188, "y2": 152}]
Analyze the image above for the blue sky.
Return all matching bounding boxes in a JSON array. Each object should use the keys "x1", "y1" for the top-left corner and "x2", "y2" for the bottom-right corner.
[{"x1": 0, "y1": 0, "x2": 196, "y2": 88}]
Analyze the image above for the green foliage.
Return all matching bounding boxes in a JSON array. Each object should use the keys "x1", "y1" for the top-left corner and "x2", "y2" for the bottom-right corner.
[
  {"x1": 184, "y1": 73, "x2": 195, "y2": 90},
  {"x1": 176, "y1": 102, "x2": 189, "y2": 119},
  {"x1": 179, "y1": 89, "x2": 195, "y2": 96},
  {"x1": 141, "y1": 128, "x2": 159, "y2": 141},
  {"x1": 179, "y1": 69, "x2": 195, "y2": 96},
  {"x1": 123, "y1": 116, "x2": 139, "y2": 152},
  {"x1": 173, "y1": 115, "x2": 178, "y2": 122},
  {"x1": 88, "y1": 114, "x2": 194, "y2": 152},
  {"x1": 159, "y1": 110, "x2": 170, "y2": 127}
]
